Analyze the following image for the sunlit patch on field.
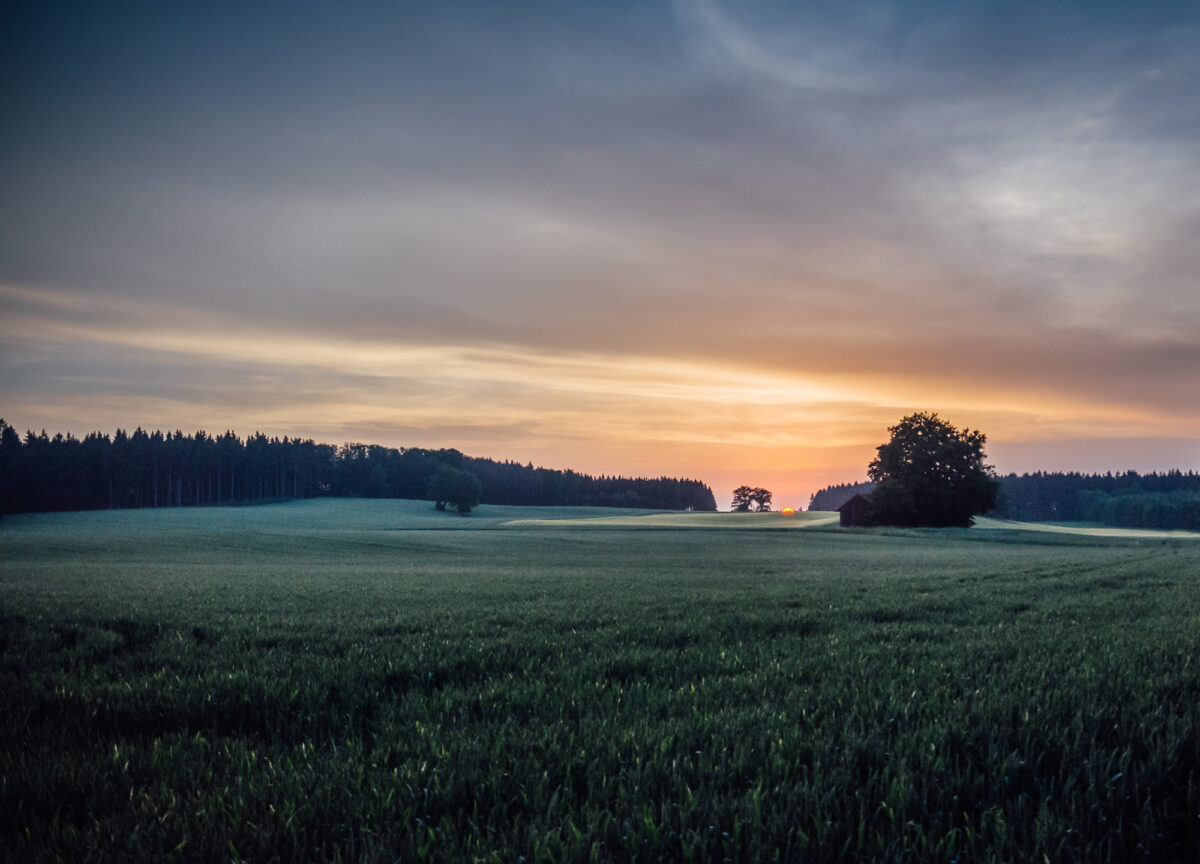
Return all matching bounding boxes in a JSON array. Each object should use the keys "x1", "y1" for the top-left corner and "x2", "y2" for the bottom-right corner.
[
  {"x1": 973, "y1": 516, "x2": 1200, "y2": 540},
  {"x1": 502, "y1": 510, "x2": 839, "y2": 529}
]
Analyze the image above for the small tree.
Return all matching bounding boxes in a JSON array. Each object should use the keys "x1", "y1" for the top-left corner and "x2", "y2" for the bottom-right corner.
[
  {"x1": 427, "y1": 464, "x2": 483, "y2": 515},
  {"x1": 867, "y1": 412, "x2": 999, "y2": 527},
  {"x1": 731, "y1": 485, "x2": 755, "y2": 512},
  {"x1": 732, "y1": 485, "x2": 773, "y2": 512}
]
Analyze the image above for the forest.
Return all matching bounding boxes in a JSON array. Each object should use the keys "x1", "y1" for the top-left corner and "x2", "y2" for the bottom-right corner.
[
  {"x1": 0, "y1": 421, "x2": 717, "y2": 515},
  {"x1": 809, "y1": 472, "x2": 1200, "y2": 531},
  {"x1": 807, "y1": 481, "x2": 876, "y2": 513},
  {"x1": 991, "y1": 470, "x2": 1200, "y2": 530}
]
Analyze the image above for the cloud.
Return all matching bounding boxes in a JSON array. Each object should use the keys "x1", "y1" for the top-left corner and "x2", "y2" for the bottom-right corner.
[
  {"x1": 2, "y1": 1, "x2": 1198, "y2": 508},
  {"x1": 672, "y1": 0, "x2": 888, "y2": 93}
]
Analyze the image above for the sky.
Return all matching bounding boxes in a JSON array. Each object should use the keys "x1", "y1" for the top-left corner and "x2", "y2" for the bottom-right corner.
[{"x1": 2, "y1": 1, "x2": 1198, "y2": 510}]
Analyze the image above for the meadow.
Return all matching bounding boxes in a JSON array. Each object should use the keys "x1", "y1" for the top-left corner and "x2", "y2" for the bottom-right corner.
[{"x1": 2, "y1": 500, "x2": 1199, "y2": 862}]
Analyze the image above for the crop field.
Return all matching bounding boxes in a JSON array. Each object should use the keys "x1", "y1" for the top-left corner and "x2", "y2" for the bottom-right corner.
[{"x1": 3, "y1": 500, "x2": 1200, "y2": 863}]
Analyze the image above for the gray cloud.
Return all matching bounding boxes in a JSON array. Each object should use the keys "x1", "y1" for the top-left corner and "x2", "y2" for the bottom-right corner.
[{"x1": 2, "y1": 0, "x2": 1198, "y2": 480}]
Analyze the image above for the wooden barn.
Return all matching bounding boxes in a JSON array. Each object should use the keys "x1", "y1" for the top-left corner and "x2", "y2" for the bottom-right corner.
[{"x1": 837, "y1": 493, "x2": 874, "y2": 527}]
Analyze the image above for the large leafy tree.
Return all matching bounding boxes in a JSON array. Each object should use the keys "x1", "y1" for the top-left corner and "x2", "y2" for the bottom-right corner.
[
  {"x1": 867, "y1": 412, "x2": 999, "y2": 527},
  {"x1": 427, "y1": 464, "x2": 483, "y2": 515}
]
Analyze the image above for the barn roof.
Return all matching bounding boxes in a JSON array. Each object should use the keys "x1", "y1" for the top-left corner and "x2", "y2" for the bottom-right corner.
[{"x1": 837, "y1": 493, "x2": 872, "y2": 511}]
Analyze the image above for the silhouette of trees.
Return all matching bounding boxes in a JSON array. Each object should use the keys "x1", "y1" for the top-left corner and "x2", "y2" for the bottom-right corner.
[
  {"x1": 0, "y1": 421, "x2": 717, "y2": 514},
  {"x1": 992, "y1": 470, "x2": 1200, "y2": 529},
  {"x1": 867, "y1": 413, "x2": 999, "y2": 527},
  {"x1": 427, "y1": 464, "x2": 483, "y2": 514},
  {"x1": 809, "y1": 471, "x2": 1200, "y2": 529},
  {"x1": 807, "y1": 481, "x2": 875, "y2": 512},
  {"x1": 731, "y1": 486, "x2": 773, "y2": 512},
  {"x1": 731, "y1": 486, "x2": 754, "y2": 512}
]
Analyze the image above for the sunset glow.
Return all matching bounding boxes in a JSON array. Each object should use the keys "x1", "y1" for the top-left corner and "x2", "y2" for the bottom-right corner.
[{"x1": 2, "y1": 3, "x2": 1197, "y2": 509}]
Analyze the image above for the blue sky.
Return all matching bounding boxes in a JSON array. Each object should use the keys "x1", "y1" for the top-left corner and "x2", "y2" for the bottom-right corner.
[{"x1": 3, "y1": 1, "x2": 1198, "y2": 507}]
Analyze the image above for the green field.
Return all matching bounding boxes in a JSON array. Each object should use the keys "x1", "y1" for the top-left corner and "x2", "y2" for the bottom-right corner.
[{"x1": 3, "y1": 500, "x2": 1200, "y2": 862}]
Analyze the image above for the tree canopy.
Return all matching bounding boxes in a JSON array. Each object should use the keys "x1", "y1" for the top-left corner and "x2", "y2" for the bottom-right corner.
[
  {"x1": 992, "y1": 470, "x2": 1200, "y2": 530},
  {"x1": 0, "y1": 419, "x2": 717, "y2": 515},
  {"x1": 427, "y1": 464, "x2": 483, "y2": 515},
  {"x1": 731, "y1": 486, "x2": 773, "y2": 512},
  {"x1": 807, "y1": 480, "x2": 875, "y2": 512},
  {"x1": 867, "y1": 412, "x2": 999, "y2": 527}
]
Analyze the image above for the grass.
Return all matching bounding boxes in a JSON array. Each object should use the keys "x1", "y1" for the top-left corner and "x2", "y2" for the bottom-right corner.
[{"x1": 3, "y1": 499, "x2": 1200, "y2": 862}]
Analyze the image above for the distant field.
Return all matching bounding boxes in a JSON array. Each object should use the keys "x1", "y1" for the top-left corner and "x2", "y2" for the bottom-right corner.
[{"x1": 3, "y1": 500, "x2": 1199, "y2": 862}]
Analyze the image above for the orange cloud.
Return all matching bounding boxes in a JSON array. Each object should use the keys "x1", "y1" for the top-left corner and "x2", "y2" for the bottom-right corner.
[{"x1": 4, "y1": 280, "x2": 1196, "y2": 511}]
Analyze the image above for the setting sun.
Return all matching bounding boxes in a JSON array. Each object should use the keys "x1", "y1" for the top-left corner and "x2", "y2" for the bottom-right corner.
[{"x1": 781, "y1": 507, "x2": 795, "y2": 515}]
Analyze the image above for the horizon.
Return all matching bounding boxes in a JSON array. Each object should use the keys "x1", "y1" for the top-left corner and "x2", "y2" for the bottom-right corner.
[
  {"x1": 3, "y1": 2, "x2": 1198, "y2": 512},
  {"x1": 2, "y1": 415, "x2": 1195, "y2": 512}
]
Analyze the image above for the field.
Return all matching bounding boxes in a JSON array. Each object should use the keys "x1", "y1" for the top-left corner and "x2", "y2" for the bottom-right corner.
[{"x1": 3, "y1": 500, "x2": 1200, "y2": 863}]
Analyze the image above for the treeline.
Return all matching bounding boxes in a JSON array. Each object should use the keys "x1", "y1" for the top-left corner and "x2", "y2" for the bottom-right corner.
[
  {"x1": 993, "y1": 471, "x2": 1200, "y2": 530},
  {"x1": 0, "y1": 420, "x2": 716, "y2": 515},
  {"x1": 807, "y1": 481, "x2": 874, "y2": 512},
  {"x1": 807, "y1": 471, "x2": 1200, "y2": 531}
]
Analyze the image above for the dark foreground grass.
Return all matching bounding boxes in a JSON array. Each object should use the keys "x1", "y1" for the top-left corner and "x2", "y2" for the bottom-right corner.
[{"x1": 2, "y1": 500, "x2": 1200, "y2": 862}]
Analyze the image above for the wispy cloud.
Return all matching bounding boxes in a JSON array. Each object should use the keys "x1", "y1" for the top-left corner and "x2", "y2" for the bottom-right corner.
[{"x1": 673, "y1": 0, "x2": 887, "y2": 93}]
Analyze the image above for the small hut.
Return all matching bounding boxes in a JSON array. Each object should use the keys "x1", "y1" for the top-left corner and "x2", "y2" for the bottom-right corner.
[{"x1": 837, "y1": 493, "x2": 873, "y2": 527}]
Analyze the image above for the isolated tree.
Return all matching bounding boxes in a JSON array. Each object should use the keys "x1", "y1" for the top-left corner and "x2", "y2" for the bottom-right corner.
[
  {"x1": 732, "y1": 485, "x2": 773, "y2": 512},
  {"x1": 427, "y1": 464, "x2": 483, "y2": 515},
  {"x1": 867, "y1": 412, "x2": 999, "y2": 527},
  {"x1": 731, "y1": 485, "x2": 755, "y2": 512},
  {"x1": 751, "y1": 487, "x2": 773, "y2": 512}
]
